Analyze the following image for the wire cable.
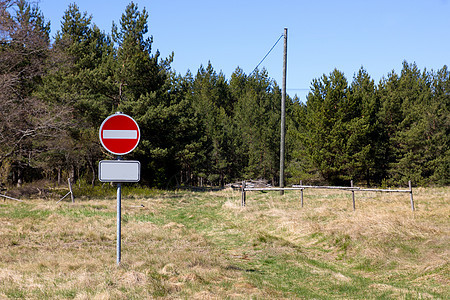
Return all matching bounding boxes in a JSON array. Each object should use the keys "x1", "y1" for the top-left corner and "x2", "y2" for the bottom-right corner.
[{"x1": 249, "y1": 34, "x2": 284, "y2": 76}]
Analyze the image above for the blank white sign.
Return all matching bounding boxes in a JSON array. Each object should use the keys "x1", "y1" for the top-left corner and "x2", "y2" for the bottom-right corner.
[{"x1": 98, "y1": 160, "x2": 140, "y2": 182}]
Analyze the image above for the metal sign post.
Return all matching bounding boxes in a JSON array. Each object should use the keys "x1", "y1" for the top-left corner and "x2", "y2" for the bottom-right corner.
[
  {"x1": 116, "y1": 181, "x2": 122, "y2": 264},
  {"x1": 99, "y1": 113, "x2": 141, "y2": 265},
  {"x1": 116, "y1": 155, "x2": 122, "y2": 265}
]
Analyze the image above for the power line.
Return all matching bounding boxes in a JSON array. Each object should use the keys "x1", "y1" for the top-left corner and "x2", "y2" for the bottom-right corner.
[{"x1": 249, "y1": 34, "x2": 284, "y2": 76}]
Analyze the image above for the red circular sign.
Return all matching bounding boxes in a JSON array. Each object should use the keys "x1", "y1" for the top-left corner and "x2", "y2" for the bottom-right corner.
[{"x1": 99, "y1": 113, "x2": 140, "y2": 155}]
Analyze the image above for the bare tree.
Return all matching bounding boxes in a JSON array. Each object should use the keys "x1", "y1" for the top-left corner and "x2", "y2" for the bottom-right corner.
[{"x1": 0, "y1": 0, "x2": 72, "y2": 185}]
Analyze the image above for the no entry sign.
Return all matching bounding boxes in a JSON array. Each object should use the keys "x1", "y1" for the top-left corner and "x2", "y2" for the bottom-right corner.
[
  {"x1": 99, "y1": 113, "x2": 140, "y2": 155},
  {"x1": 98, "y1": 112, "x2": 141, "y2": 265}
]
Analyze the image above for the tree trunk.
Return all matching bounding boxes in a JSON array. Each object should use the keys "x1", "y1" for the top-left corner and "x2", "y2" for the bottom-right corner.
[
  {"x1": 90, "y1": 161, "x2": 95, "y2": 187},
  {"x1": 58, "y1": 167, "x2": 62, "y2": 185},
  {"x1": 16, "y1": 167, "x2": 23, "y2": 187}
]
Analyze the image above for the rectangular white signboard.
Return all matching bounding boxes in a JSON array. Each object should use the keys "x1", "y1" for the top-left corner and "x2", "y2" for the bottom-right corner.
[{"x1": 98, "y1": 160, "x2": 140, "y2": 182}]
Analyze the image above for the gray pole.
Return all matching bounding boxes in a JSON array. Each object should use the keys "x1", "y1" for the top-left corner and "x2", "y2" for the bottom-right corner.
[
  {"x1": 279, "y1": 28, "x2": 287, "y2": 195},
  {"x1": 116, "y1": 155, "x2": 123, "y2": 265},
  {"x1": 300, "y1": 180, "x2": 304, "y2": 207},
  {"x1": 351, "y1": 180, "x2": 355, "y2": 211},
  {"x1": 241, "y1": 181, "x2": 246, "y2": 207},
  {"x1": 409, "y1": 180, "x2": 415, "y2": 212},
  {"x1": 68, "y1": 177, "x2": 74, "y2": 203},
  {"x1": 117, "y1": 182, "x2": 122, "y2": 265}
]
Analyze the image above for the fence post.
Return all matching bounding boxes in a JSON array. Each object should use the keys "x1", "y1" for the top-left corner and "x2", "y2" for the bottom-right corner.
[
  {"x1": 68, "y1": 177, "x2": 74, "y2": 203},
  {"x1": 56, "y1": 177, "x2": 74, "y2": 204},
  {"x1": 351, "y1": 180, "x2": 355, "y2": 211},
  {"x1": 300, "y1": 180, "x2": 304, "y2": 208},
  {"x1": 241, "y1": 181, "x2": 246, "y2": 207},
  {"x1": 409, "y1": 181, "x2": 415, "y2": 212}
]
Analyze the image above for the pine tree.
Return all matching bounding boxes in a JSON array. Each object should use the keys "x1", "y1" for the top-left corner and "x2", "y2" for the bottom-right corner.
[
  {"x1": 347, "y1": 67, "x2": 385, "y2": 185},
  {"x1": 286, "y1": 97, "x2": 319, "y2": 184},
  {"x1": 189, "y1": 62, "x2": 234, "y2": 186},
  {"x1": 427, "y1": 65, "x2": 450, "y2": 185},
  {"x1": 304, "y1": 69, "x2": 352, "y2": 184},
  {"x1": 384, "y1": 62, "x2": 449, "y2": 185},
  {"x1": 112, "y1": 2, "x2": 167, "y2": 105},
  {"x1": 233, "y1": 68, "x2": 281, "y2": 183}
]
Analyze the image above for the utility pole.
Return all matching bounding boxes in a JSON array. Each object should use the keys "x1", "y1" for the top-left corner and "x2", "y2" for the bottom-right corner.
[{"x1": 280, "y1": 28, "x2": 287, "y2": 195}]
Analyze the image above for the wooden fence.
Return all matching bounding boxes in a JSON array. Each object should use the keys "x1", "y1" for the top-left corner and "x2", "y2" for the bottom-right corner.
[{"x1": 240, "y1": 180, "x2": 415, "y2": 211}]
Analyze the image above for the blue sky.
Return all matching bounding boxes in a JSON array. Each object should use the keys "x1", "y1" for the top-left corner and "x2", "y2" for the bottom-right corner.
[{"x1": 38, "y1": 0, "x2": 450, "y2": 101}]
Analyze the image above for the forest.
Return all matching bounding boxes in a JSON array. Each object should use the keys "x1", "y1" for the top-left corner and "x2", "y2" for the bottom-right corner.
[{"x1": 0, "y1": 0, "x2": 448, "y2": 189}]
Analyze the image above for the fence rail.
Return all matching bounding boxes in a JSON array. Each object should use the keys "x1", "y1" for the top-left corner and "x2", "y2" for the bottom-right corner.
[
  {"x1": 0, "y1": 193, "x2": 23, "y2": 202},
  {"x1": 241, "y1": 180, "x2": 415, "y2": 211},
  {"x1": 292, "y1": 185, "x2": 412, "y2": 193}
]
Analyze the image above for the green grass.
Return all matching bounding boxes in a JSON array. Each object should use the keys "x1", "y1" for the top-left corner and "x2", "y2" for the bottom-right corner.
[
  {"x1": 70, "y1": 180, "x2": 161, "y2": 199},
  {"x1": 57, "y1": 206, "x2": 116, "y2": 219},
  {"x1": 0, "y1": 203, "x2": 51, "y2": 219}
]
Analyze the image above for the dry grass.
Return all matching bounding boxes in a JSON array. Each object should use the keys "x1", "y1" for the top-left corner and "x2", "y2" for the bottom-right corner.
[
  {"x1": 0, "y1": 186, "x2": 448, "y2": 299},
  {"x1": 254, "y1": 189, "x2": 444, "y2": 246},
  {"x1": 222, "y1": 186, "x2": 449, "y2": 296}
]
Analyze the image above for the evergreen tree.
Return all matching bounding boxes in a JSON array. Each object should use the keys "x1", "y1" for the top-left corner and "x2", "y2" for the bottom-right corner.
[
  {"x1": 383, "y1": 62, "x2": 449, "y2": 185},
  {"x1": 233, "y1": 68, "x2": 281, "y2": 183},
  {"x1": 112, "y1": 2, "x2": 166, "y2": 105},
  {"x1": 120, "y1": 70, "x2": 202, "y2": 187},
  {"x1": 44, "y1": 3, "x2": 114, "y2": 119},
  {"x1": 110, "y1": 2, "x2": 190, "y2": 187},
  {"x1": 189, "y1": 62, "x2": 234, "y2": 186},
  {"x1": 286, "y1": 97, "x2": 317, "y2": 184},
  {"x1": 304, "y1": 69, "x2": 352, "y2": 184},
  {"x1": 347, "y1": 67, "x2": 385, "y2": 185},
  {"x1": 427, "y1": 65, "x2": 450, "y2": 185}
]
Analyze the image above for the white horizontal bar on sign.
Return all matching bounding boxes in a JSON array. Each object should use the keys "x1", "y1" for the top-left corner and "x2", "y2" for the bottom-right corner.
[{"x1": 103, "y1": 130, "x2": 137, "y2": 139}]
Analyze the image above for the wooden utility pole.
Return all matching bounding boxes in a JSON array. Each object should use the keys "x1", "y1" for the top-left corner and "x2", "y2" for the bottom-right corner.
[{"x1": 280, "y1": 28, "x2": 287, "y2": 195}]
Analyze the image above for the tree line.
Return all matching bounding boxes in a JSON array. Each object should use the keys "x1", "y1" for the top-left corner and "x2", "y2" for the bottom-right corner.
[{"x1": 0, "y1": 0, "x2": 448, "y2": 188}]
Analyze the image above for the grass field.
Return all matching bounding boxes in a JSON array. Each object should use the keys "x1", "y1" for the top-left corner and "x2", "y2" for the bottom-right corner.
[{"x1": 0, "y1": 186, "x2": 448, "y2": 299}]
